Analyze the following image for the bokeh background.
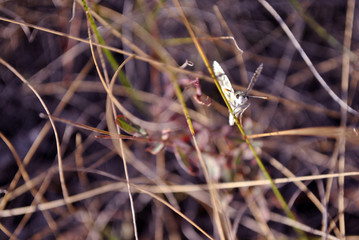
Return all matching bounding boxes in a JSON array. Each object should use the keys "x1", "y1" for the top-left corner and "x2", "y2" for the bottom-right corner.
[{"x1": 1, "y1": 0, "x2": 359, "y2": 239}]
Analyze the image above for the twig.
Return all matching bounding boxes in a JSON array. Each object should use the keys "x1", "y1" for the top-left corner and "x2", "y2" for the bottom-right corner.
[{"x1": 258, "y1": 0, "x2": 358, "y2": 116}]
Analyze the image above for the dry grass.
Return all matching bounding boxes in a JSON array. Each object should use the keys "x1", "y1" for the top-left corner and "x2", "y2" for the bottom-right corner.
[{"x1": 1, "y1": 0, "x2": 359, "y2": 239}]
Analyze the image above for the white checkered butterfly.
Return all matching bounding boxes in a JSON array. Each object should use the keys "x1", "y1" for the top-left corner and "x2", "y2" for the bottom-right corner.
[{"x1": 213, "y1": 61, "x2": 265, "y2": 126}]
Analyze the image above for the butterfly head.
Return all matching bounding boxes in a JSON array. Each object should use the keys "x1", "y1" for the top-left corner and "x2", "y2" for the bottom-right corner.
[{"x1": 234, "y1": 90, "x2": 248, "y2": 107}]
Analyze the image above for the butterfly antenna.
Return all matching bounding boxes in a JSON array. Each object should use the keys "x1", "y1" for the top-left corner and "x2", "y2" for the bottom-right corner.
[{"x1": 248, "y1": 95, "x2": 268, "y2": 99}]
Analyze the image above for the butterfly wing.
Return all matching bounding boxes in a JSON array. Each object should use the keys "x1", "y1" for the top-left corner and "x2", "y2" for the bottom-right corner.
[
  {"x1": 213, "y1": 61, "x2": 237, "y2": 125},
  {"x1": 213, "y1": 61, "x2": 235, "y2": 106},
  {"x1": 245, "y1": 63, "x2": 263, "y2": 96}
]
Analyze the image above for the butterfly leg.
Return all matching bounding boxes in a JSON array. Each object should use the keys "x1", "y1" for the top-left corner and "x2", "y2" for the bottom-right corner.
[
  {"x1": 239, "y1": 112, "x2": 244, "y2": 128},
  {"x1": 239, "y1": 104, "x2": 251, "y2": 127}
]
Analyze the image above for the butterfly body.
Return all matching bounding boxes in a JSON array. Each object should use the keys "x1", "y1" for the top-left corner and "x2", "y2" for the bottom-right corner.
[
  {"x1": 229, "y1": 91, "x2": 250, "y2": 126},
  {"x1": 213, "y1": 61, "x2": 263, "y2": 126}
]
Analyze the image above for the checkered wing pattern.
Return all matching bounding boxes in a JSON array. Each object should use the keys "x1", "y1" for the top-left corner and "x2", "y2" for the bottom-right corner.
[{"x1": 213, "y1": 61, "x2": 235, "y2": 107}]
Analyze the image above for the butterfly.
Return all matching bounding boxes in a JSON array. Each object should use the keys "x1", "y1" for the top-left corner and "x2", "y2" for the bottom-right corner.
[{"x1": 213, "y1": 61, "x2": 265, "y2": 126}]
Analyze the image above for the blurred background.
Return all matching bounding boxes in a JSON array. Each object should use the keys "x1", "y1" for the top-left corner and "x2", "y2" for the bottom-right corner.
[{"x1": 0, "y1": 0, "x2": 359, "y2": 239}]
